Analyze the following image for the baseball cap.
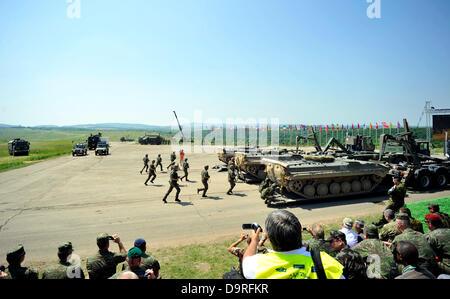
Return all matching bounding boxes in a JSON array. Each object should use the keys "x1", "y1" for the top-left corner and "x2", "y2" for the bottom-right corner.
[
  {"x1": 326, "y1": 231, "x2": 347, "y2": 242},
  {"x1": 7, "y1": 245, "x2": 25, "y2": 260},
  {"x1": 355, "y1": 219, "x2": 365, "y2": 228},
  {"x1": 58, "y1": 242, "x2": 73, "y2": 252},
  {"x1": 96, "y1": 233, "x2": 110, "y2": 242},
  {"x1": 395, "y1": 213, "x2": 410, "y2": 221},
  {"x1": 343, "y1": 217, "x2": 354, "y2": 228},
  {"x1": 363, "y1": 224, "x2": 378, "y2": 236},
  {"x1": 134, "y1": 238, "x2": 146, "y2": 248}
]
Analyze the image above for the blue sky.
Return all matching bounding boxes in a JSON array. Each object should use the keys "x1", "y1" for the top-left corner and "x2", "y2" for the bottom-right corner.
[{"x1": 0, "y1": 0, "x2": 449, "y2": 127}]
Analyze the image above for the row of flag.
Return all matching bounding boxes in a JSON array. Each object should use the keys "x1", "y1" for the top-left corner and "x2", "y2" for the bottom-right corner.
[{"x1": 207, "y1": 122, "x2": 402, "y2": 132}]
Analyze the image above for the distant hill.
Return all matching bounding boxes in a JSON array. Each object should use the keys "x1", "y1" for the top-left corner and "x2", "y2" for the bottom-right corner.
[{"x1": 0, "y1": 123, "x2": 172, "y2": 131}]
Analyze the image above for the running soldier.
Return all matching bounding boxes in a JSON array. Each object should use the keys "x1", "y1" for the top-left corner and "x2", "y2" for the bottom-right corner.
[
  {"x1": 162, "y1": 165, "x2": 181, "y2": 203},
  {"x1": 155, "y1": 154, "x2": 163, "y2": 172},
  {"x1": 140, "y1": 154, "x2": 149, "y2": 174},
  {"x1": 144, "y1": 160, "x2": 157, "y2": 185},
  {"x1": 180, "y1": 158, "x2": 190, "y2": 182},
  {"x1": 227, "y1": 164, "x2": 236, "y2": 195},
  {"x1": 197, "y1": 165, "x2": 210, "y2": 198}
]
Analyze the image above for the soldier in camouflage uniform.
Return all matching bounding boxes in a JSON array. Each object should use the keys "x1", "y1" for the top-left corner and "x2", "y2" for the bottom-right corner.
[
  {"x1": 110, "y1": 247, "x2": 156, "y2": 279},
  {"x1": 379, "y1": 209, "x2": 402, "y2": 243},
  {"x1": 261, "y1": 183, "x2": 277, "y2": 205},
  {"x1": 353, "y1": 224, "x2": 399, "y2": 279},
  {"x1": 155, "y1": 154, "x2": 163, "y2": 172},
  {"x1": 140, "y1": 154, "x2": 149, "y2": 174},
  {"x1": 86, "y1": 233, "x2": 127, "y2": 279},
  {"x1": 305, "y1": 224, "x2": 335, "y2": 257},
  {"x1": 197, "y1": 165, "x2": 210, "y2": 198},
  {"x1": 428, "y1": 203, "x2": 450, "y2": 228},
  {"x1": 180, "y1": 158, "x2": 190, "y2": 182},
  {"x1": 166, "y1": 152, "x2": 177, "y2": 170},
  {"x1": 390, "y1": 213, "x2": 438, "y2": 276},
  {"x1": 4, "y1": 245, "x2": 38, "y2": 280},
  {"x1": 424, "y1": 214, "x2": 450, "y2": 275},
  {"x1": 116, "y1": 239, "x2": 160, "y2": 278},
  {"x1": 326, "y1": 231, "x2": 367, "y2": 279},
  {"x1": 144, "y1": 160, "x2": 157, "y2": 185},
  {"x1": 258, "y1": 178, "x2": 271, "y2": 194},
  {"x1": 227, "y1": 164, "x2": 236, "y2": 195},
  {"x1": 42, "y1": 242, "x2": 85, "y2": 279},
  {"x1": 163, "y1": 165, "x2": 181, "y2": 203},
  {"x1": 400, "y1": 207, "x2": 424, "y2": 233},
  {"x1": 374, "y1": 175, "x2": 406, "y2": 226}
]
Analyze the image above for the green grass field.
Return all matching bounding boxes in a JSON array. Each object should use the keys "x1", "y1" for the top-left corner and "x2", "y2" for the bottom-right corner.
[
  {"x1": 0, "y1": 128, "x2": 174, "y2": 172},
  {"x1": 405, "y1": 197, "x2": 450, "y2": 233}
]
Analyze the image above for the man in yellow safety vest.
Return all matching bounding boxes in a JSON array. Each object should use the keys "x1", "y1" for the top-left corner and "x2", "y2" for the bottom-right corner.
[{"x1": 242, "y1": 210, "x2": 345, "y2": 279}]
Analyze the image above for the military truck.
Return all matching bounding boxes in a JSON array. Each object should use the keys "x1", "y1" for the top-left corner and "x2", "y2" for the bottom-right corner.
[
  {"x1": 138, "y1": 134, "x2": 164, "y2": 145},
  {"x1": 87, "y1": 133, "x2": 102, "y2": 150},
  {"x1": 8, "y1": 138, "x2": 30, "y2": 156},
  {"x1": 378, "y1": 119, "x2": 449, "y2": 190},
  {"x1": 72, "y1": 142, "x2": 88, "y2": 156}
]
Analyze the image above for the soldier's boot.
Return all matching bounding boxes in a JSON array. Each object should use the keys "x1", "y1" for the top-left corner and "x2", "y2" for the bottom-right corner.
[
  {"x1": 197, "y1": 188, "x2": 200, "y2": 194},
  {"x1": 162, "y1": 198, "x2": 167, "y2": 204}
]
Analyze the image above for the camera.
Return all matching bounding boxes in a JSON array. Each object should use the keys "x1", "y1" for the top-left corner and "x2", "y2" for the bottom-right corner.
[
  {"x1": 302, "y1": 227, "x2": 308, "y2": 231},
  {"x1": 242, "y1": 222, "x2": 263, "y2": 232},
  {"x1": 108, "y1": 236, "x2": 115, "y2": 240}
]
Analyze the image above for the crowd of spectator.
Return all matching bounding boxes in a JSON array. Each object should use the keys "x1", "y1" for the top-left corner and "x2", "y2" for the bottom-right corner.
[
  {"x1": 1, "y1": 202, "x2": 448, "y2": 280},
  {"x1": 0, "y1": 234, "x2": 160, "y2": 280},
  {"x1": 224, "y1": 202, "x2": 450, "y2": 279}
]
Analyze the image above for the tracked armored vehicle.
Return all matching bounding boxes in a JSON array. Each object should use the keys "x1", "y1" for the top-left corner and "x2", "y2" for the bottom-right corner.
[
  {"x1": 218, "y1": 147, "x2": 262, "y2": 164},
  {"x1": 264, "y1": 154, "x2": 390, "y2": 200},
  {"x1": 233, "y1": 150, "x2": 296, "y2": 182}
]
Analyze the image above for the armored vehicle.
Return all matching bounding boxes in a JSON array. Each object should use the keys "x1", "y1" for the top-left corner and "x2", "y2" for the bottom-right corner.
[
  {"x1": 233, "y1": 150, "x2": 296, "y2": 182},
  {"x1": 72, "y1": 142, "x2": 87, "y2": 156},
  {"x1": 218, "y1": 146, "x2": 280, "y2": 164},
  {"x1": 95, "y1": 141, "x2": 110, "y2": 156},
  {"x1": 8, "y1": 138, "x2": 30, "y2": 156},
  {"x1": 264, "y1": 154, "x2": 390, "y2": 200},
  {"x1": 87, "y1": 133, "x2": 102, "y2": 150},
  {"x1": 138, "y1": 134, "x2": 164, "y2": 145}
]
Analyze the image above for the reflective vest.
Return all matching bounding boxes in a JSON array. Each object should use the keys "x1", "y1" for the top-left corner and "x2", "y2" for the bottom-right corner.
[{"x1": 255, "y1": 250, "x2": 344, "y2": 279}]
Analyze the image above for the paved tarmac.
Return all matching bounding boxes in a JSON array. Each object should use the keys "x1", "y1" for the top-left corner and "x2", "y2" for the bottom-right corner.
[{"x1": 1, "y1": 142, "x2": 449, "y2": 264}]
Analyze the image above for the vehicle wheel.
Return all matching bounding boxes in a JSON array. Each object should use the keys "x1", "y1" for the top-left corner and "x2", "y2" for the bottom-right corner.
[
  {"x1": 416, "y1": 170, "x2": 432, "y2": 190},
  {"x1": 434, "y1": 171, "x2": 448, "y2": 187}
]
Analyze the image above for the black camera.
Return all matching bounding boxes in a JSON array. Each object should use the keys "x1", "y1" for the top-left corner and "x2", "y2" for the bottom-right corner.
[
  {"x1": 302, "y1": 227, "x2": 308, "y2": 231},
  {"x1": 242, "y1": 222, "x2": 263, "y2": 232},
  {"x1": 108, "y1": 236, "x2": 115, "y2": 240}
]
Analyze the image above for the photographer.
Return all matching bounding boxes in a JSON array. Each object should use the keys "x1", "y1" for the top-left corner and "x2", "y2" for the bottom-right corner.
[
  {"x1": 86, "y1": 233, "x2": 127, "y2": 279},
  {"x1": 242, "y1": 210, "x2": 344, "y2": 279},
  {"x1": 225, "y1": 232, "x2": 268, "y2": 278}
]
